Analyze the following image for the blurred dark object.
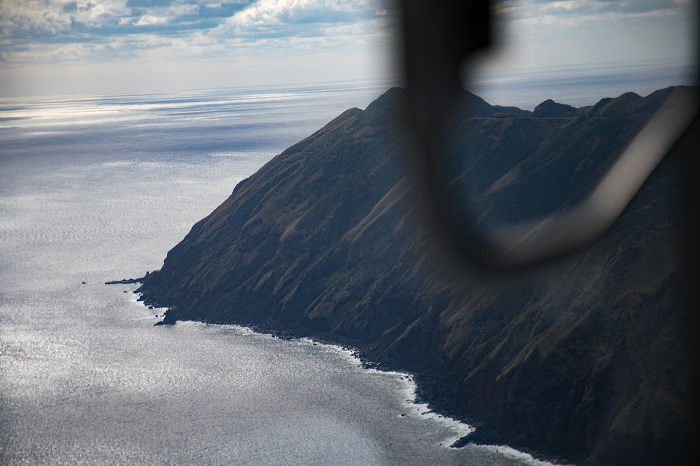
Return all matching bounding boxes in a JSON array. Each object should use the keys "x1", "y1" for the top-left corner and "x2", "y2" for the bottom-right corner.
[
  {"x1": 398, "y1": 0, "x2": 699, "y2": 464},
  {"x1": 398, "y1": 0, "x2": 698, "y2": 270}
]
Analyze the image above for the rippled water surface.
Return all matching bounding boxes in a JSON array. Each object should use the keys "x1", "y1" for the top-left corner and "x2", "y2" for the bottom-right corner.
[{"x1": 1, "y1": 83, "x2": 555, "y2": 465}]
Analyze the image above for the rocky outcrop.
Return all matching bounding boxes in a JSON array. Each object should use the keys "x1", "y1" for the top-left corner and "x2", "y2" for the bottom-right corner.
[{"x1": 138, "y1": 87, "x2": 695, "y2": 465}]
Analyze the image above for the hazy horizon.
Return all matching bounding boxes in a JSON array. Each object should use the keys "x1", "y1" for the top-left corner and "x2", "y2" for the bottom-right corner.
[{"x1": 0, "y1": 1, "x2": 696, "y2": 100}]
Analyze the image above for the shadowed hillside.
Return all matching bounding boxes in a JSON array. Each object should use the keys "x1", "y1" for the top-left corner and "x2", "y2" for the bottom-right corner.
[{"x1": 138, "y1": 87, "x2": 694, "y2": 465}]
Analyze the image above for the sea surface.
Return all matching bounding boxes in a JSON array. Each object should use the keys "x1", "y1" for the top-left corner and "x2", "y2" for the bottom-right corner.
[{"x1": 0, "y1": 81, "x2": 560, "y2": 465}]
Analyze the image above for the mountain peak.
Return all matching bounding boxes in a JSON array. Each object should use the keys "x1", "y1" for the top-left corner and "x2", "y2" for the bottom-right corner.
[{"x1": 532, "y1": 99, "x2": 577, "y2": 118}]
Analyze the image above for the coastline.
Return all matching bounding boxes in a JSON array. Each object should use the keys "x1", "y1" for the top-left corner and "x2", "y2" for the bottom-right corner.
[
  {"x1": 127, "y1": 278, "x2": 567, "y2": 466},
  {"x1": 122, "y1": 87, "x2": 695, "y2": 466}
]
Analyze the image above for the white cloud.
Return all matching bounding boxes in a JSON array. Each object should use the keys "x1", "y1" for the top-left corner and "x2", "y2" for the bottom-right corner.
[
  {"x1": 540, "y1": 1, "x2": 579, "y2": 12},
  {"x1": 222, "y1": 0, "x2": 377, "y2": 35},
  {"x1": 492, "y1": 0, "x2": 698, "y2": 38},
  {"x1": 0, "y1": 0, "x2": 391, "y2": 67},
  {"x1": 509, "y1": 0, "x2": 693, "y2": 19},
  {"x1": 133, "y1": 15, "x2": 169, "y2": 26},
  {"x1": 0, "y1": 0, "x2": 130, "y2": 35}
]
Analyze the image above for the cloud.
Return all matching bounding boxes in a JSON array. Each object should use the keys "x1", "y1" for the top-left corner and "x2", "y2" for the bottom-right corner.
[
  {"x1": 230, "y1": 0, "x2": 370, "y2": 26},
  {"x1": 0, "y1": 1, "x2": 690, "y2": 66},
  {"x1": 216, "y1": 0, "x2": 384, "y2": 40},
  {"x1": 0, "y1": 0, "x2": 393, "y2": 65},
  {"x1": 0, "y1": 1, "x2": 248, "y2": 63},
  {"x1": 0, "y1": 0, "x2": 131, "y2": 34},
  {"x1": 133, "y1": 14, "x2": 169, "y2": 26},
  {"x1": 0, "y1": 0, "x2": 398, "y2": 96},
  {"x1": 495, "y1": 0, "x2": 694, "y2": 19},
  {"x1": 488, "y1": 0, "x2": 698, "y2": 39},
  {"x1": 477, "y1": 0, "x2": 697, "y2": 82}
]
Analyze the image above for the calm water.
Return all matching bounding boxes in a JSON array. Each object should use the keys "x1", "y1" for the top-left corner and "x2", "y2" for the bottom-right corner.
[{"x1": 0, "y1": 82, "x2": 558, "y2": 465}]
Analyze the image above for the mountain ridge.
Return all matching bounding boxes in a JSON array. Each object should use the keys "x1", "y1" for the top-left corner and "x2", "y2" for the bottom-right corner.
[{"x1": 138, "y1": 86, "x2": 694, "y2": 465}]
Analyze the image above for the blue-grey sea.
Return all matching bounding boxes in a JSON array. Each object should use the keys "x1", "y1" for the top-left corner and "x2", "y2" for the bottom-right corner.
[{"x1": 4, "y1": 73, "x2": 682, "y2": 464}]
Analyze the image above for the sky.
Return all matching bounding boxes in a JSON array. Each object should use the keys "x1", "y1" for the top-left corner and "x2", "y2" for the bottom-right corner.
[
  {"x1": 0, "y1": 0, "x2": 697, "y2": 98},
  {"x1": 476, "y1": 0, "x2": 697, "y2": 74}
]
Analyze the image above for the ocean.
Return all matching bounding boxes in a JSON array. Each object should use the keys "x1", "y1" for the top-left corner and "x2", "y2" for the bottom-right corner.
[{"x1": 0, "y1": 81, "x2": 562, "y2": 465}]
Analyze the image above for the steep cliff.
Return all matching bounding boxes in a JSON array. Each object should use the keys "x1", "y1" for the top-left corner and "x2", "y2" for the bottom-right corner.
[{"x1": 138, "y1": 87, "x2": 694, "y2": 465}]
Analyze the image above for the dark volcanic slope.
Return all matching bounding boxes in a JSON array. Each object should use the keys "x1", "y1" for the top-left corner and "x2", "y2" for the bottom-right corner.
[{"x1": 139, "y1": 88, "x2": 694, "y2": 465}]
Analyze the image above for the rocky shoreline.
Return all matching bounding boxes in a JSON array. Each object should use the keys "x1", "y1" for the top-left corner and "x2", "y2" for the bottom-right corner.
[{"x1": 133, "y1": 282, "x2": 567, "y2": 464}]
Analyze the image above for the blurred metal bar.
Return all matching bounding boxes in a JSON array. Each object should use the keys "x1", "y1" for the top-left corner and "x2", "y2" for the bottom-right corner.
[{"x1": 398, "y1": 0, "x2": 699, "y2": 270}]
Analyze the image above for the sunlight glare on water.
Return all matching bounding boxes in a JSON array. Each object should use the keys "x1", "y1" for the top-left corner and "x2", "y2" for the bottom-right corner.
[{"x1": 0, "y1": 83, "x2": 560, "y2": 466}]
